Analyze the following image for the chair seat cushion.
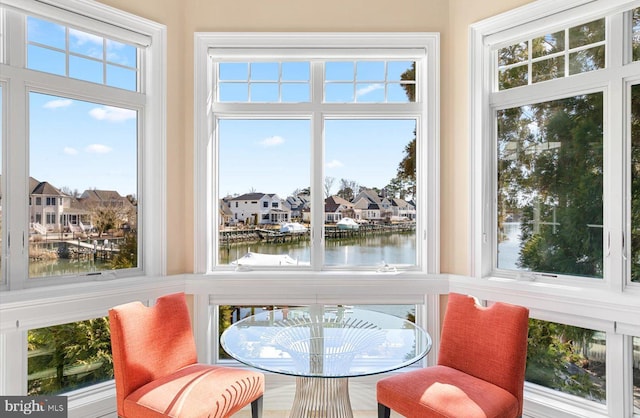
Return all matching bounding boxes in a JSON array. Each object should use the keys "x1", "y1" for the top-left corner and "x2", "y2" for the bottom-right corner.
[
  {"x1": 123, "y1": 363, "x2": 264, "y2": 418},
  {"x1": 377, "y1": 365, "x2": 519, "y2": 418}
]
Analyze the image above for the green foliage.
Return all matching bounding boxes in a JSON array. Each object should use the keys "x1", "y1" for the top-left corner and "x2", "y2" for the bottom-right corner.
[
  {"x1": 109, "y1": 232, "x2": 137, "y2": 269},
  {"x1": 526, "y1": 319, "x2": 604, "y2": 403},
  {"x1": 499, "y1": 93, "x2": 604, "y2": 277},
  {"x1": 28, "y1": 318, "x2": 112, "y2": 395}
]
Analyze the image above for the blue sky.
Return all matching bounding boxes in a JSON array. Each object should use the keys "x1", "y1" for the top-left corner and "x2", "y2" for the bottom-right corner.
[
  {"x1": 25, "y1": 16, "x2": 416, "y2": 200},
  {"x1": 27, "y1": 17, "x2": 138, "y2": 197},
  {"x1": 219, "y1": 118, "x2": 415, "y2": 199}
]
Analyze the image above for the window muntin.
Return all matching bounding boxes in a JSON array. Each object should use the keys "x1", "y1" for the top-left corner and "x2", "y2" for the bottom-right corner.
[
  {"x1": 498, "y1": 19, "x2": 606, "y2": 90},
  {"x1": 209, "y1": 50, "x2": 429, "y2": 271},
  {"x1": 497, "y1": 93, "x2": 603, "y2": 278},
  {"x1": 526, "y1": 319, "x2": 605, "y2": 404},
  {"x1": 324, "y1": 60, "x2": 415, "y2": 103},
  {"x1": 27, "y1": 16, "x2": 138, "y2": 92},
  {"x1": 218, "y1": 62, "x2": 310, "y2": 103},
  {"x1": 28, "y1": 317, "x2": 112, "y2": 395},
  {"x1": 28, "y1": 92, "x2": 138, "y2": 278}
]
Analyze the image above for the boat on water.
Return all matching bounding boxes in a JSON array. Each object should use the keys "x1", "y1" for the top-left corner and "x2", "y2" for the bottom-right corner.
[
  {"x1": 280, "y1": 222, "x2": 308, "y2": 234},
  {"x1": 336, "y1": 217, "x2": 359, "y2": 230},
  {"x1": 231, "y1": 251, "x2": 309, "y2": 266}
]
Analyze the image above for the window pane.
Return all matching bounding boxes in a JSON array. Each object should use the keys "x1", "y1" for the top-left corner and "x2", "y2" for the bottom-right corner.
[
  {"x1": 106, "y1": 65, "x2": 137, "y2": 91},
  {"x1": 250, "y1": 83, "x2": 279, "y2": 102},
  {"x1": 634, "y1": 336, "x2": 640, "y2": 413},
  {"x1": 220, "y1": 63, "x2": 248, "y2": 81},
  {"x1": 27, "y1": 45, "x2": 65, "y2": 76},
  {"x1": 69, "y1": 28, "x2": 103, "y2": 59},
  {"x1": 532, "y1": 56, "x2": 565, "y2": 83},
  {"x1": 69, "y1": 55, "x2": 103, "y2": 84},
  {"x1": 632, "y1": 84, "x2": 640, "y2": 282},
  {"x1": 324, "y1": 119, "x2": 416, "y2": 268},
  {"x1": 325, "y1": 83, "x2": 354, "y2": 102},
  {"x1": 29, "y1": 93, "x2": 138, "y2": 278},
  {"x1": 569, "y1": 19, "x2": 605, "y2": 49},
  {"x1": 569, "y1": 45, "x2": 605, "y2": 75},
  {"x1": 106, "y1": 40, "x2": 137, "y2": 68},
  {"x1": 498, "y1": 65, "x2": 528, "y2": 90},
  {"x1": 497, "y1": 94, "x2": 603, "y2": 278},
  {"x1": 326, "y1": 62, "x2": 354, "y2": 81},
  {"x1": 498, "y1": 41, "x2": 528, "y2": 66},
  {"x1": 282, "y1": 83, "x2": 309, "y2": 102},
  {"x1": 28, "y1": 318, "x2": 112, "y2": 395},
  {"x1": 355, "y1": 83, "x2": 385, "y2": 102},
  {"x1": 27, "y1": 16, "x2": 65, "y2": 50},
  {"x1": 282, "y1": 62, "x2": 309, "y2": 81},
  {"x1": 250, "y1": 62, "x2": 278, "y2": 81},
  {"x1": 27, "y1": 16, "x2": 138, "y2": 91},
  {"x1": 217, "y1": 304, "x2": 415, "y2": 360},
  {"x1": 218, "y1": 119, "x2": 311, "y2": 266},
  {"x1": 526, "y1": 319, "x2": 605, "y2": 404},
  {"x1": 633, "y1": 8, "x2": 640, "y2": 62},
  {"x1": 532, "y1": 31, "x2": 565, "y2": 59},
  {"x1": 356, "y1": 61, "x2": 385, "y2": 81}
]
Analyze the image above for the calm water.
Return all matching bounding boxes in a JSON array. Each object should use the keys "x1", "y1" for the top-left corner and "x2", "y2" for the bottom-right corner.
[{"x1": 219, "y1": 232, "x2": 416, "y2": 267}]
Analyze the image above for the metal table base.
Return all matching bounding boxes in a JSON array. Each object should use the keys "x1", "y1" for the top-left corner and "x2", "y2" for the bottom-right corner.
[{"x1": 289, "y1": 376, "x2": 353, "y2": 418}]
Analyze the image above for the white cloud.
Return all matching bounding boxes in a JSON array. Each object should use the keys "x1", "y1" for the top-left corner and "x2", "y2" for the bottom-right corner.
[
  {"x1": 89, "y1": 106, "x2": 136, "y2": 122},
  {"x1": 69, "y1": 28, "x2": 103, "y2": 45},
  {"x1": 85, "y1": 144, "x2": 112, "y2": 154},
  {"x1": 64, "y1": 147, "x2": 79, "y2": 155},
  {"x1": 326, "y1": 159, "x2": 344, "y2": 169},
  {"x1": 356, "y1": 83, "x2": 384, "y2": 97},
  {"x1": 44, "y1": 99, "x2": 73, "y2": 109},
  {"x1": 259, "y1": 136, "x2": 285, "y2": 147}
]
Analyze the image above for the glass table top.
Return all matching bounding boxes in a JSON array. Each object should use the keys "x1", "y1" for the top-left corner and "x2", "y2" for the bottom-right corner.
[{"x1": 220, "y1": 305, "x2": 432, "y2": 378}]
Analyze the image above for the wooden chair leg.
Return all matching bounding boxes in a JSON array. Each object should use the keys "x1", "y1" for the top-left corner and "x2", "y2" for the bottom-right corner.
[
  {"x1": 251, "y1": 395, "x2": 263, "y2": 418},
  {"x1": 378, "y1": 403, "x2": 391, "y2": 418}
]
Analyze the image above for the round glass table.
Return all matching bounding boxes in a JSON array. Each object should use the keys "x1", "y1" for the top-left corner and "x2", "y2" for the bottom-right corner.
[{"x1": 220, "y1": 305, "x2": 432, "y2": 418}]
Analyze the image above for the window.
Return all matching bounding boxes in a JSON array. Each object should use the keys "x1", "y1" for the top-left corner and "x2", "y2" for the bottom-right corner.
[
  {"x1": 634, "y1": 336, "x2": 639, "y2": 413},
  {"x1": 526, "y1": 318, "x2": 605, "y2": 403},
  {"x1": 28, "y1": 318, "x2": 112, "y2": 395},
  {"x1": 0, "y1": 0, "x2": 165, "y2": 288},
  {"x1": 471, "y1": 1, "x2": 640, "y2": 416},
  {"x1": 195, "y1": 33, "x2": 439, "y2": 272}
]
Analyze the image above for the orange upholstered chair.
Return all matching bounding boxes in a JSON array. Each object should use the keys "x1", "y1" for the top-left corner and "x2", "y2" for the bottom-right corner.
[
  {"x1": 109, "y1": 292, "x2": 264, "y2": 418},
  {"x1": 377, "y1": 293, "x2": 529, "y2": 418}
]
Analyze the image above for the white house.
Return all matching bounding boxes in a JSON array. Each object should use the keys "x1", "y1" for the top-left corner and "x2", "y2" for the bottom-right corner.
[{"x1": 227, "y1": 193, "x2": 291, "y2": 225}]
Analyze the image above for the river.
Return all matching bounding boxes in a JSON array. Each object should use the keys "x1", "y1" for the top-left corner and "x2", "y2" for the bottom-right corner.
[{"x1": 219, "y1": 231, "x2": 416, "y2": 266}]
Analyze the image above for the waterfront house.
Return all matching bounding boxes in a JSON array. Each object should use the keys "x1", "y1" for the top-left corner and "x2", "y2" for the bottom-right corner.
[
  {"x1": 324, "y1": 195, "x2": 359, "y2": 223},
  {"x1": 227, "y1": 193, "x2": 291, "y2": 225},
  {"x1": 390, "y1": 198, "x2": 415, "y2": 221}
]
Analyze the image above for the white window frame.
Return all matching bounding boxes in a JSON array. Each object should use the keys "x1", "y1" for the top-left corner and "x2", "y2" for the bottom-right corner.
[
  {"x1": 467, "y1": 1, "x2": 640, "y2": 417},
  {"x1": 194, "y1": 32, "x2": 440, "y2": 275},
  {"x1": 0, "y1": 0, "x2": 166, "y2": 290}
]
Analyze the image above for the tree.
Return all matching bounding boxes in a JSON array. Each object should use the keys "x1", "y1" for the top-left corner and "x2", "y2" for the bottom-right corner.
[
  {"x1": 324, "y1": 176, "x2": 335, "y2": 198},
  {"x1": 393, "y1": 62, "x2": 417, "y2": 198},
  {"x1": 337, "y1": 178, "x2": 359, "y2": 201},
  {"x1": 28, "y1": 318, "x2": 112, "y2": 395},
  {"x1": 109, "y1": 233, "x2": 137, "y2": 269}
]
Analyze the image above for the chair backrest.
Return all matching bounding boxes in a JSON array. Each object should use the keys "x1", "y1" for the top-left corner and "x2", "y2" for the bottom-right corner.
[
  {"x1": 109, "y1": 292, "x2": 198, "y2": 417},
  {"x1": 437, "y1": 293, "x2": 529, "y2": 416}
]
